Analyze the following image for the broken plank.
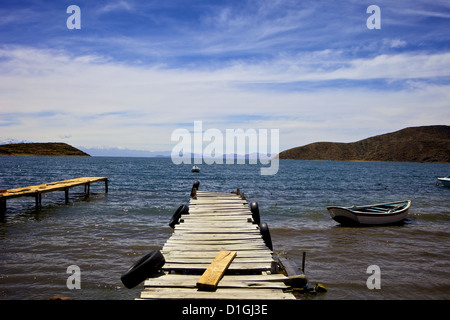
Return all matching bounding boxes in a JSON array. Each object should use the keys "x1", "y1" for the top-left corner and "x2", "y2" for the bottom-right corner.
[{"x1": 196, "y1": 250, "x2": 237, "y2": 290}]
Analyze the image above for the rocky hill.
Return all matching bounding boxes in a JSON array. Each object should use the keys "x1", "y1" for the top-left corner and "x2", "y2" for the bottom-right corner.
[
  {"x1": 0, "y1": 142, "x2": 90, "y2": 157},
  {"x1": 277, "y1": 125, "x2": 450, "y2": 163}
]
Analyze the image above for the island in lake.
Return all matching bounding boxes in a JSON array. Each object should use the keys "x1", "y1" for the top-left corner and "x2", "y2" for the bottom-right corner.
[
  {"x1": 0, "y1": 142, "x2": 90, "y2": 157},
  {"x1": 277, "y1": 125, "x2": 450, "y2": 163}
]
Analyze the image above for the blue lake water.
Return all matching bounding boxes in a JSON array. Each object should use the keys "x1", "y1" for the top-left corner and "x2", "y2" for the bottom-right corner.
[{"x1": 0, "y1": 156, "x2": 449, "y2": 300}]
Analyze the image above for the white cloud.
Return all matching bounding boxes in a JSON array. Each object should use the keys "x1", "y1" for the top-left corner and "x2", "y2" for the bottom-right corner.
[
  {"x1": 388, "y1": 39, "x2": 407, "y2": 48},
  {"x1": 0, "y1": 46, "x2": 449, "y2": 151}
]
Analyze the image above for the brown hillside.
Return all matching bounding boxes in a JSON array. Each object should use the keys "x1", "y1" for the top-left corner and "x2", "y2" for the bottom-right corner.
[
  {"x1": 0, "y1": 142, "x2": 90, "y2": 157},
  {"x1": 278, "y1": 125, "x2": 450, "y2": 163}
]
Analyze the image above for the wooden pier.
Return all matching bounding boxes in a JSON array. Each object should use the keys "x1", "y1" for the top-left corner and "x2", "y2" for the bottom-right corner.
[
  {"x1": 139, "y1": 182, "x2": 296, "y2": 300},
  {"x1": 0, "y1": 177, "x2": 108, "y2": 214}
]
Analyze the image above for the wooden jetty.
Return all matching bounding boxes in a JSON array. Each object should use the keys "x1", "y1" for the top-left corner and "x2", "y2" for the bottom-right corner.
[
  {"x1": 0, "y1": 177, "x2": 108, "y2": 214},
  {"x1": 138, "y1": 182, "x2": 296, "y2": 300}
]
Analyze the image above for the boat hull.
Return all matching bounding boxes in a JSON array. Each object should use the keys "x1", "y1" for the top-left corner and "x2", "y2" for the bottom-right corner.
[
  {"x1": 438, "y1": 177, "x2": 450, "y2": 187},
  {"x1": 327, "y1": 200, "x2": 411, "y2": 226}
]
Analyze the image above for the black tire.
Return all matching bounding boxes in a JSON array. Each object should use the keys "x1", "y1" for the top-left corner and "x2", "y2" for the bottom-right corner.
[
  {"x1": 169, "y1": 204, "x2": 189, "y2": 228},
  {"x1": 121, "y1": 250, "x2": 165, "y2": 289},
  {"x1": 259, "y1": 222, "x2": 273, "y2": 251},
  {"x1": 250, "y1": 201, "x2": 260, "y2": 224}
]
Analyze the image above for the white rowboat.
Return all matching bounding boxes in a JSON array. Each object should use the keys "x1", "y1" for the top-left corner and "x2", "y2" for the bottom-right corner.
[{"x1": 327, "y1": 200, "x2": 411, "y2": 226}]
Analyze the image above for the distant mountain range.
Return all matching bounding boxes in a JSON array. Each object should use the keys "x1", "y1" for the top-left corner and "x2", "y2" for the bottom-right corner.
[
  {"x1": 277, "y1": 125, "x2": 450, "y2": 163},
  {"x1": 2, "y1": 125, "x2": 449, "y2": 162},
  {"x1": 0, "y1": 143, "x2": 275, "y2": 160},
  {"x1": 78, "y1": 146, "x2": 171, "y2": 158}
]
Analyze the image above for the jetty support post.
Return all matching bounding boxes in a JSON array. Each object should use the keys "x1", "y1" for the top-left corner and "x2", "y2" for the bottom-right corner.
[
  {"x1": 105, "y1": 179, "x2": 108, "y2": 193},
  {"x1": 83, "y1": 183, "x2": 91, "y2": 197},
  {"x1": 35, "y1": 193, "x2": 42, "y2": 210},
  {"x1": 85, "y1": 183, "x2": 90, "y2": 198},
  {"x1": 0, "y1": 199, "x2": 6, "y2": 215},
  {"x1": 302, "y1": 252, "x2": 306, "y2": 273},
  {"x1": 64, "y1": 188, "x2": 69, "y2": 204}
]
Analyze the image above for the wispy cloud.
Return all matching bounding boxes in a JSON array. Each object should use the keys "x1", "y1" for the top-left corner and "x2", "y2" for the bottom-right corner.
[
  {"x1": 1, "y1": 44, "x2": 449, "y2": 150},
  {"x1": 98, "y1": 0, "x2": 135, "y2": 14}
]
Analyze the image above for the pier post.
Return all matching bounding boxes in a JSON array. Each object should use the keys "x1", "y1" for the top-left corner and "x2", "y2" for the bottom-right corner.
[
  {"x1": 105, "y1": 179, "x2": 108, "y2": 193},
  {"x1": 86, "y1": 183, "x2": 90, "y2": 197},
  {"x1": 302, "y1": 252, "x2": 306, "y2": 272},
  {"x1": 35, "y1": 193, "x2": 42, "y2": 210},
  {"x1": 0, "y1": 199, "x2": 6, "y2": 215},
  {"x1": 65, "y1": 188, "x2": 69, "y2": 204}
]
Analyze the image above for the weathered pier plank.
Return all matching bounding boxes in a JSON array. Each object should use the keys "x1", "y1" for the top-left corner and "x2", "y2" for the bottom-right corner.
[
  {"x1": 144, "y1": 274, "x2": 289, "y2": 289},
  {"x1": 140, "y1": 287, "x2": 294, "y2": 300}
]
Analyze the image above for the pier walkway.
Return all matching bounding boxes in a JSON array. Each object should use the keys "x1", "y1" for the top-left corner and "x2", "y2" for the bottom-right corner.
[
  {"x1": 139, "y1": 183, "x2": 296, "y2": 300},
  {"x1": 0, "y1": 177, "x2": 108, "y2": 214}
]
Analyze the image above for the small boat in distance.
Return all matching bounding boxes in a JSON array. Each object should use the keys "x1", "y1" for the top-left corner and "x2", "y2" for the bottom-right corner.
[
  {"x1": 327, "y1": 200, "x2": 411, "y2": 226},
  {"x1": 437, "y1": 177, "x2": 450, "y2": 187},
  {"x1": 191, "y1": 165, "x2": 200, "y2": 173}
]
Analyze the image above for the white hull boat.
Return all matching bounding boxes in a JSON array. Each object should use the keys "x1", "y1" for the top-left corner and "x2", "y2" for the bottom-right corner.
[{"x1": 327, "y1": 200, "x2": 411, "y2": 226}]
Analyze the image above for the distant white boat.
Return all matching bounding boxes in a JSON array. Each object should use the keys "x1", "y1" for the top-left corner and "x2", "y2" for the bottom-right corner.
[
  {"x1": 191, "y1": 165, "x2": 200, "y2": 173},
  {"x1": 327, "y1": 200, "x2": 411, "y2": 226},
  {"x1": 437, "y1": 177, "x2": 450, "y2": 187}
]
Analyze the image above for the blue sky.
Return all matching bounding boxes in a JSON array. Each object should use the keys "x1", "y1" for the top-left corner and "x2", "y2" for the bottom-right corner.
[{"x1": 0, "y1": 0, "x2": 449, "y2": 154}]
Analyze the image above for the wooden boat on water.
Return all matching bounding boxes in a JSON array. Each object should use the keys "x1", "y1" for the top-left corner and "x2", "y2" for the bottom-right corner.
[
  {"x1": 437, "y1": 177, "x2": 450, "y2": 187},
  {"x1": 327, "y1": 200, "x2": 411, "y2": 226}
]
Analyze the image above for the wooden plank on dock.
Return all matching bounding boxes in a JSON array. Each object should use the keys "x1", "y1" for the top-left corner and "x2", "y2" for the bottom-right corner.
[
  {"x1": 161, "y1": 250, "x2": 273, "y2": 259},
  {"x1": 140, "y1": 287, "x2": 295, "y2": 300},
  {"x1": 196, "y1": 250, "x2": 237, "y2": 290},
  {"x1": 162, "y1": 262, "x2": 275, "y2": 272},
  {"x1": 144, "y1": 274, "x2": 289, "y2": 288}
]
